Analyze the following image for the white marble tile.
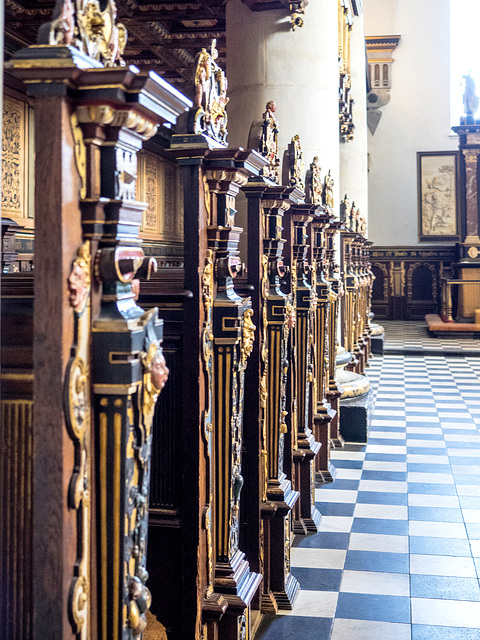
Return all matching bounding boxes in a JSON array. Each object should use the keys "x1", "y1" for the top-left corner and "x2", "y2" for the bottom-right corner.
[
  {"x1": 462, "y1": 509, "x2": 480, "y2": 523},
  {"x1": 410, "y1": 554, "x2": 477, "y2": 577},
  {"x1": 353, "y1": 504, "x2": 408, "y2": 520},
  {"x1": 411, "y1": 598, "x2": 480, "y2": 628},
  {"x1": 452, "y1": 465, "x2": 480, "y2": 475},
  {"x1": 290, "y1": 548, "x2": 346, "y2": 569},
  {"x1": 407, "y1": 493, "x2": 459, "y2": 508},
  {"x1": 366, "y1": 445, "x2": 407, "y2": 455},
  {"x1": 368, "y1": 431, "x2": 407, "y2": 440},
  {"x1": 330, "y1": 619, "x2": 411, "y2": 640},
  {"x1": 339, "y1": 570, "x2": 409, "y2": 596},
  {"x1": 335, "y1": 468, "x2": 363, "y2": 480},
  {"x1": 406, "y1": 427, "x2": 443, "y2": 434},
  {"x1": 370, "y1": 420, "x2": 407, "y2": 427},
  {"x1": 405, "y1": 439, "x2": 445, "y2": 448},
  {"x1": 318, "y1": 516, "x2": 354, "y2": 533},
  {"x1": 277, "y1": 590, "x2": 338, "y2": 618},
  {"x1": 407, "y1": 454, "x2": 449, "y2": 464},
  {"x1": 407, "y1": 472, "x2": 454, "y2": 484},
  {"x1": 445, "y1": 433, "x2": 480, "y2": 442},
  {"x1": 330, "y1": 451, "x2": 366, "y2": 460},
  {"x1": 409, "y1": 520, "x2": 467, "y2": 539},
  {"x1": 348, "y1": 532, "x2": 408, "y2": 553},
  {"x1": 448, "y1": 448, "x2": 480, "y2": 457},
  {"x1": 470, "y1": 540, "x2": 480, "y2": 556},
  {"x1": 456, "y1": 485, "x2": 480, "y2": 497},
  {"x1": 315, "y1": 489, "x2": 358, "y2": 503}
]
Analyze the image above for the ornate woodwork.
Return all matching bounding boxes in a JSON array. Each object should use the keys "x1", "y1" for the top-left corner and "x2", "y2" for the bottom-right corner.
[
  {"x1": 242, "y1": 180, "x2": 300, "y2": 615},
  {"x1": 369, "y1": 246, "x2": 456, "y2": 320},
  {"x1": 283, "y1": 198, "x2": 322, "y2": 534}
]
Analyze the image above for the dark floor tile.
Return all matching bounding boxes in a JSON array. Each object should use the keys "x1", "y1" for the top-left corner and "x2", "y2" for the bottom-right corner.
[
  {"x1": 351, "y1": 517, "x2": 409, "y2": 535},
  {"x1": 344, "y1": 550, "x2": 409, "y2": 573},
  {"x1": 406, "y1": 448, "x2": 447, "y2": 456},
  {"x1": 256, "y1": 615, "x2": 333, "y2": 640},
  {"x1": 408, "y1": 506, "x2": 464, "y2": 522},
  {"x1": 405, "y1": 421, "x2": 442, "y2": 428},
  {"x1": 335, "y1": 592, "x2": 410, "y2": 623},
  {"x1": 322, "y1": 479, "x2": 360, "y2": 490},
  {"x1": 409, "y1": 536, "x2": 472, "y2": 556},
  {"x1": 315, "y1": 502, "x2": 355, "y2": 517},
  {"x1": 449, "y1": 457, "x2": 480, "y2": 466},
  {"x1": 453, "y1": 474, "x2": 480, "y2": 485},
  {"x1": 407, "y1": 433, "x2": 445, "y2": 441},
  {"x1": 356, "y1": 491, "x2": 408, "y2": 506},
  {"x1": 361, "y1": 470, "x2": 407, "y2": 482},
  {"x1": 364, "y1": 453, "x2": 407, "y2": 462},
  {"x1": 412, "y1": 625, "x2": 480, "y2": 640},
  {"x1": 292, "y1": 531, "x2": 350, "y2": 549},
  {"x1": 446, "y1": 441, "x2": 480, "y2": 449},
  {"x1": 407, "y1": 463, "x2": 452, "y2": 474},
  {"x1": 443, "y1": 428, "x2": 479, "y2": 436},
  {"x1": 367, "y1": 438, "x2": 407, "y2": 447},
  {"x1": 328, "y1": 459, "x2": 364, "y2": 470},
  {"x1": 290, "y1": 567, "x2": 342, "y2": 591},
  {"x1": 411, "y1": 574, "x2": 480, "y2": 601},
  {"x1": 407, "y1": 483, "x2": 457, "y2": 495}
]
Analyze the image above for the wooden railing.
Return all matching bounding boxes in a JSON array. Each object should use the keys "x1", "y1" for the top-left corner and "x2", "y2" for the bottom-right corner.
[{"x1": 440, "y1": 278, "x2": 480, "y2": 322}]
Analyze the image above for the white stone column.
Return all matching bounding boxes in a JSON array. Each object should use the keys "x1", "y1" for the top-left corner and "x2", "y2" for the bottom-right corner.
[
  {"x1": 226, "y1": 0, "x2": 340, "y2": 212},
  {"x1": 340, "y1": 12, "x2": 369, "y2": 222}
]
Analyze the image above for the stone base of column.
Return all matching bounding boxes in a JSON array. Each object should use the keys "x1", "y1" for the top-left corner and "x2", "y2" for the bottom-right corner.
[
  {"x1": 272, "y1": 572, "x2": 301, "y2": 611},
  {"x1": 339, "y1": 389, "x2": 374, "y2": 443}
]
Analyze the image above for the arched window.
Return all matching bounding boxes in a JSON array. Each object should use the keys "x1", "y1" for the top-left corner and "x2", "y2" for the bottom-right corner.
[{"x1": 451, "y1": 0, "x2": 480, "y2": 126}]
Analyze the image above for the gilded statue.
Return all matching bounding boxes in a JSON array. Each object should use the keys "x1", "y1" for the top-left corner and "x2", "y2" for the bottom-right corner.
[
  {"x1": 38, "y1": 0, "x2": 127, "y2": 67},
  {"x1": 190, "y1": 39, "x2": 229, "y2": 145}
]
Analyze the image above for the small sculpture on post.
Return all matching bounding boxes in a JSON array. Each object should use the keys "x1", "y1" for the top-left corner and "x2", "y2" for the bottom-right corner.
[
  {"x1": 323, "y1": 170, "x2": 335, "y2": 214},
  {"x1": 259, "y1": 101, "x2": 280, "y2": 183},
  {"x1": 189, "y1": 39, "x2": 229, "y2": 145},
  {"x1": 305, "y1": 156, "x2": 323, "y2": 205},
  {"x1": 289, "y1": 134, "x2": 305, "y2": 191},
  {"x1": 463, "y1": 72, "x2": 480, "y2": 120}
]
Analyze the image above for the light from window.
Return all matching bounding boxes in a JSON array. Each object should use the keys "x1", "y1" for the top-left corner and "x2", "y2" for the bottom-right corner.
[{"x1": 451, "y1": 0, "x2": 480, "y2": 126}]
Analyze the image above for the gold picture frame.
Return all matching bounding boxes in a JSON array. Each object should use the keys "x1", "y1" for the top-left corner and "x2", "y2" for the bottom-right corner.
[{"x1": 417, "y1": 151, "x2": 460, "y2": 242}]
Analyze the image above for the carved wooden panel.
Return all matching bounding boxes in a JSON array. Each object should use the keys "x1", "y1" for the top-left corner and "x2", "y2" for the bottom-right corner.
[
  {"x1": 2, "y1": 95, "x2": 30, "y2": 222},
  {"x1": 138, "y1": 151, "x2": 183, "y2": 243}
]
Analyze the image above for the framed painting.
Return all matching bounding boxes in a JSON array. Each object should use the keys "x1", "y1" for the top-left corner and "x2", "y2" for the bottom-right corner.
[{"x1": 417, "y1": 151, "x2": 460, "y2": 242}]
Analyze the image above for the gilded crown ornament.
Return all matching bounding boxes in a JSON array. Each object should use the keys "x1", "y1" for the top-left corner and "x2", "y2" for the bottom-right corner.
[
  {"x1": 289, "y1": 134, "x2": 305, "y2": 191},
  {"x1": 189, "y1": 39, "x2": 229, "y2": 145},
  {"x1": 306, "y1": 156, "x2": 323, "y2": 205},
  {"x1": 38, "y1": 0, "x2": 128, "y2": 67}
]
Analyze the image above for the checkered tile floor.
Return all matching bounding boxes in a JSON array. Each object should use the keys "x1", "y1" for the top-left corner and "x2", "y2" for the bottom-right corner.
[
  {"x1": 257, "y1": 354, "x2": 480, "y2": 640},
  {"x1": 382, "y1": 320, "x2": 480, "y2": 355}
]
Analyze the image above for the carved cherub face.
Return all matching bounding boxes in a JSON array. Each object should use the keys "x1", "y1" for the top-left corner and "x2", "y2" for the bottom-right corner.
[
  {"x1": 68, "y1": 260, "x2": 89, "y2": 312},
  {"x1": 150, "y1": 350, "x2": 169, "y2": 391}
]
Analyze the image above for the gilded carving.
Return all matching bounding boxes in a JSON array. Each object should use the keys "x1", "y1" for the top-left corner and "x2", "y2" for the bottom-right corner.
[
  {"x1": 190, "y1": 39, "x2": 229, "y2": 144},
  {"x1": 2, "y1": 96, "x2": 26, "y2": 216},
  {"x1": 40, "y1": 0, "x2": 127, "y2": 67},
  {"x1": 71, "y1": 113, "x2": 87, "y2": 200},
  {"x1": 144, "y1": 154, "x2": 158, "y2": 230},
  {"x1": 241, "y1": 308, "x2": 256, "y2": 364},
  {"x1": 65, "y1": 241, "x2": 92, "y2": 639}
]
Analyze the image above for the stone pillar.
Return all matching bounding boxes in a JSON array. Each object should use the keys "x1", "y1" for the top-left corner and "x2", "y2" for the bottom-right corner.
[
  {"x1": 226, "y1": 0, "x2": 341, "y2": 212},
  {"x1": 340, "y1": 11, "x2": 369, "y2": 219}
]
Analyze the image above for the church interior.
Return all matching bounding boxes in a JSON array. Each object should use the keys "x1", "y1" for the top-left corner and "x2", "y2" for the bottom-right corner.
[{"x1": 2, "y1": 1, "x2": 480, "y2": 639}]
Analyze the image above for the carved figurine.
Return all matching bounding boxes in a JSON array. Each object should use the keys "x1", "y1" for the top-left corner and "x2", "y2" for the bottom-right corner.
[
  {"x1": 306, "y1": 156, "x2": 323, "y2": 205},
  {"x1": 189, "y1": 39, "x2": 229, "y2": 144},
  {"x1": 68, "y1": 242, "x2": 91, "y2": 313},
  {"x1": 38, "y1": 0, "x2": 127, "y2": 67},
  {"x1": 289, "y1": 134, "x2": 305, "y2": 191},
  {"x1": 323, "y1": 169, "x2": 335, "y2": 213},
  {"x1": 341, "y1": 193, "x2": 351, "y2": 228},
  {"x1": 259, "y1": 100, "x2": 280, "y2": 182}
]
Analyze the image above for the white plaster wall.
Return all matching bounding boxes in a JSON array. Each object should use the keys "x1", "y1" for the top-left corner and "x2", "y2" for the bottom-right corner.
[{"x1": 365, "y1": 0, "x2": 457, "y2": 247}]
